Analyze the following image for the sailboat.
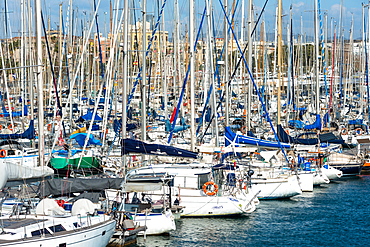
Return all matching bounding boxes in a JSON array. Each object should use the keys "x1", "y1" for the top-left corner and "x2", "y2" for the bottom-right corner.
[
  {"x1": 121, "y1": 138, "x2": 258, "y2": 216},
  {"x1": 0, "y1": 0, "x2": 117, "y2": 246}
]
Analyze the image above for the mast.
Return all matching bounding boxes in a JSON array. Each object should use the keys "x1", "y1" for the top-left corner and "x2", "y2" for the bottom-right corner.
[
  {"x1": 205, "y1": 0, "x2": 219, "y2": 146},
  {"x1": 246, "y1": 0, "x2": 252, "y2": 131},
  {"x1": 224, "y1": 0, "x2": 229, "y2": 126},
  {"x1": 314, "y1": 0, "x2": 320, "y2": 115},
  {"x1": 35, "y1": 0, "x2": 44, "y2": 167},
  {"x1": 121, "y1": 0, "x2": 129, "y2": 171},
  {"x1": 141, "y1": 0, "x2": 147, "y2": 141},
  {"x1": 277, "y1": 0, "x2": 282, "y2": 125},
  {"x1": 189, "y1": 0, "x2": 195, "y2": 151}
]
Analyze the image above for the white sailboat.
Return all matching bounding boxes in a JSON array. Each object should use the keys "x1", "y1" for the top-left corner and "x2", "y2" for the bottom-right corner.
[
  {"x1": 125, "y1": 160, "x2": 258, "y2": 217},
  {"x1": 0, "y1": 198, "x2": 115, "y2": 247}
]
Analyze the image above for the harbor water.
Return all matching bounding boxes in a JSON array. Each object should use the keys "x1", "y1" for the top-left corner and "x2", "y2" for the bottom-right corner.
[{"x1": 135, "y1": 176, "x2": 370, "y2": 247}]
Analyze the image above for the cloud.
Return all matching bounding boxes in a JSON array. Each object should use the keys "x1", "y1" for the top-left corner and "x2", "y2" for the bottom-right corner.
[
  {"x1": 330, "y1": 4, "x2": 346, "y2": 15},
  {"x1": 292, "y1": 2, "x2": 304, "y2": 9}
]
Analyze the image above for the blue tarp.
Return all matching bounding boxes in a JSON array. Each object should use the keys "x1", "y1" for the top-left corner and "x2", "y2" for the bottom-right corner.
[
  {"x1": 1, "y1": 105, "x2": 28, "y2": 117},
  {"x1": 70, "y1": 133, "x2": 102, "y2": 147},
  {"x1": 113, "y1": 119, "x2": 140, "y2": 133},
  {"x1": 288, "y1": 120, "x2": 305, "y2": 129},
  {"x1": 303, "y1": 114, "x2": 321, "y2": 130},
  {"x1": 164, "y1": 120, "x2": 189, "y2": 133},
  {"x1": 80, "y1": 110, "x2": 102, "y2": 121}
]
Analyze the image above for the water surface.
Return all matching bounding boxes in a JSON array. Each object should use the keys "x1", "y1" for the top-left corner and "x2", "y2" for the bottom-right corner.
[{"x1": 135, "y1": 176, "x2": 370, "y2": 247}]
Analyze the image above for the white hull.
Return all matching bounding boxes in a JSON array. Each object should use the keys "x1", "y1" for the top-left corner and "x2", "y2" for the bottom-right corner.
[
  {"x1": 321, "y1": 165, "x2": 343, "y2": 180},
  {"x1": 178, "y1": 189, "x2": 257, "y2": 217},
  {"x1": 298, "y1": 172, "x2": 314, "y2": 192},
  {"x1": 126, "y1": 163, "x2": 258, "y2": 216},
  {"x1": 251, "y1": 175, "x2": 302, "y2": 199},
  {"x1": 0, "y1": 216, "x2": 116, "y2": 247},
  {"x1": 313, "y1": 172, "x2": 330, "y2": 185},
  {"x1": 133, "y1": 211, "x2": 176, "y2": 235}
]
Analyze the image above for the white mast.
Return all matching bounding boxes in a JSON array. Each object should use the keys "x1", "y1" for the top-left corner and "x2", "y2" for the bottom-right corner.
[
  {"x1": 35, "y1": 0, "x2": 44, "y2": 167},
  {"x1": 122, "y1": 0, "x2": 129, "y2": 171},
  {"x1": 314, "y1": 0, "x2": 320, "y2": 115},
  {"x1": 246, "y1": 0, "x2": 252, "y2": 131},
  {"x1": 224, "y1": 0, "x2": 229, "y2": 126},
  {"x1": 277, "y1": 0, "x2": 282, "y2": 125},
  {"x1": 189, "y1": 0, "x2": 195, "y2": 151},
  {"x1": 141, "y1": 0, "x2": 147, "y2": 141}
]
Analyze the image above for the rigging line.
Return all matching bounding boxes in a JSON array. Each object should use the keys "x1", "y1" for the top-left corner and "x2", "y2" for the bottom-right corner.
[
  {"x1": 167, "y1": 6, "x2": 207, "y2": 144},
  {"x1": 198, "y1": 0, "x2": 269, "y2": 143},
  {"x1": 41, "y1": 11, "x2": 62, "y2": 118},
  {"x1": 219, "y1": 0, "x2": 290, "y2": 162},
  {"x1": 196, "y1": 0, "x2": 240, "y2": 135},
  {"x1": 126, "y1": 0, "x2": 168, "y2": 109},
  {"x1": 93, "y1": 0, "x2": 105, "y2": 79}
]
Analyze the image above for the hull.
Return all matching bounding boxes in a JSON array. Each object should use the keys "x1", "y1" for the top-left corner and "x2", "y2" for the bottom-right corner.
[
  {"x1": 0, "y1": 218, "x2": 116, "y2": 247},
  {"x1": 50, "y1": 156, "x2": 101, "y2": 169},
  {"x1": 329, "y1": 163, "x2": 363, "y2": 176},
  {"x1": 178, "y1": 189, "x2": 256, "y2": 217},
  {"x1": 251, "y1": 175, "x2": 302, "y2": 199},
  {"x1": 321, "y1": 165, "x2": 343, "y2": 180},
  {"x1": 298, "y1": 172, "x2": 314, "y2": 192},
  {"x1": 133, "y1": 212, "x2": 176, "y2": 235},
  {"x1": 313, "y1": 172, "x2": 330, "y2": 185},
  {"x1": 126, "y1": 164, "x2": 258, "y2": 217}
]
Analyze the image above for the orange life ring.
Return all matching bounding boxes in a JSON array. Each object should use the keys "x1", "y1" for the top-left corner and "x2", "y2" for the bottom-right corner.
[
  {"x1": 47, "y1": 124, "x2": 52, "y2": 131},
  {"x1": 8, "y1": 124, "x2": 13, "y2": 131},
  {"x1": 0, "y1": 149, "x2": 7, "y2": 158},
  {"x1": 202, "y1": 181, "x2": 219, "y2": 196},
  {"x1": 341, "y1": 128, "x2": 348, "y2": 135},
  {"x1": 355, "y1": 128, "x2": 363, "y2": 135}
]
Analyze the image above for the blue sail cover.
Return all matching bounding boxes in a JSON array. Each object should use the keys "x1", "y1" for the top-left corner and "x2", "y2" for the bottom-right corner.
[
  {"x1": 79, "y1": 110, "x2": 103, "y2": 121},
  {"x1": 0, "y1": 120, "x2": 35, "y2": 140},
  {"x1": 225, "y1": 127, "x2": 291, "y2": 149},
  {"x1": 70, "y1": 133, "x2": 102, "y2": 147},
  {"x1": 121, "y1": 139, "x2": 198, "y2": 159},
  {"x1": 303, "y1": 114, "x2": 322, "y2": 130},
  {"x1": 113, "y1": 119, "x2": 140, "y2": 133},
  {"x1": 1, "y1": 105, "x2": 28, "y2": 117}
]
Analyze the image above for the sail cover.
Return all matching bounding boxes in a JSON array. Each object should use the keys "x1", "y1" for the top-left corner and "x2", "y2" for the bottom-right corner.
[
  {"x1": 121, "y1": 139, "x2": 198, "y2": 159},
  {"x1": 225, "y1": 126, "x2": 291, "y2": 149},
  {"x1": 0, "y1": 120, "x2": 35, "y2": 140}
]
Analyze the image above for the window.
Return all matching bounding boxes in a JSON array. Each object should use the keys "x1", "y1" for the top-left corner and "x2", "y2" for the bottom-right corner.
[
  {"x1": 31, "y1": 228, "x2": 51, "y2": 237},
  {"x1": 50, "y1": 224, "x2": 66, "y2": 233}
]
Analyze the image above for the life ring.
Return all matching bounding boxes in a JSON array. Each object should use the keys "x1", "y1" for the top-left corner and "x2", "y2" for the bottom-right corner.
[
  {"x1": 341, "y1": 128, "x2": 348, "y2": 135},
  {"x1": 355, "y1": 128, "x2": 363, "y2": 135},
  {"x1": 202, "y1": 181, "x2": 219, "y2": 196},
  {"x1": 7, "y1": 124, "x2": 13, "y2": 131},
  {"x1": 0, "y1": 149, "x2": 7, "y2": 158},
  {"x1": 47, "y1": 124, "x2": 52, "y2": 131}
]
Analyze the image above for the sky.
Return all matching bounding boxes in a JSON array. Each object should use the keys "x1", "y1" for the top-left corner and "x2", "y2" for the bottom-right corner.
[{"x1": 0, "y1": 0, "x2": 366, "y2": 40}]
